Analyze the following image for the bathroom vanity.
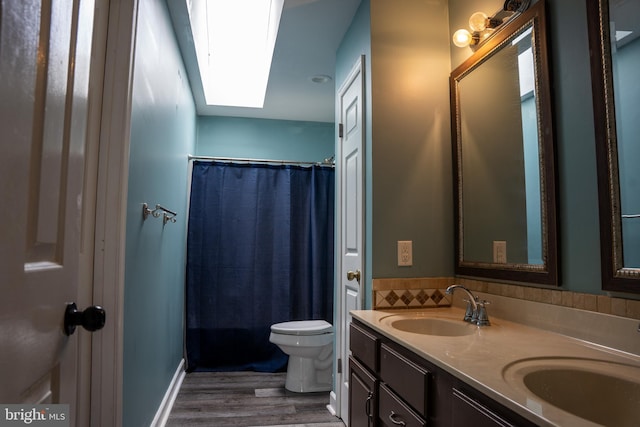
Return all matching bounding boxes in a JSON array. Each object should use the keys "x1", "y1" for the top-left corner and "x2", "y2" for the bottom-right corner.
[
  {"x1": 348, "y1": 306, "x2": 640, "y2": 427},
  {"x1": 349, "y1": 316, "x2": 535, "y2": 427}
]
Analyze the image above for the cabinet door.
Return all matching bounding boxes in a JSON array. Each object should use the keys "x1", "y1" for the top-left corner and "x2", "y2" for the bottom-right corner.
[{"x1": 350, "y1": 357, "x2": 378, "y2": 427}]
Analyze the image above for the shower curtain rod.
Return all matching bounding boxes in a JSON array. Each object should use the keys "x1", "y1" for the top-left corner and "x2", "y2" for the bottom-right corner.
[{"x1": 187, "y1": 154, "x2": 335, "y2": 167}]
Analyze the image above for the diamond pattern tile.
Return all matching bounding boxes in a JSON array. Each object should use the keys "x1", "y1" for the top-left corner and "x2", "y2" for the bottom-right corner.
[{"x1": 373, "y1": 288, "x2": 452, "y2": 309}]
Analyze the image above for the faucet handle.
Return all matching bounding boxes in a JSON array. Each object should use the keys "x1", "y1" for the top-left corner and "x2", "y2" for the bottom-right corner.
[
  {"x1": 476, "y1": 299, "x2": 491, "y2": 326},
  {"x1": 462, "y1": 298, "x2": 476, "y2": 323}
]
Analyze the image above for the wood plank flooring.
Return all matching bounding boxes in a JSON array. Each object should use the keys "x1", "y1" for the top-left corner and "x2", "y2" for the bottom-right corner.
[{"x1": 167, "y1": 371, "x2": 345, "y2": 427}]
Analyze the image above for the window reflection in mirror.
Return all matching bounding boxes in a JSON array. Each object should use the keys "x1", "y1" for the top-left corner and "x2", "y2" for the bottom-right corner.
[
  {"x1": 451, "y1": 0, "x2": 558, "y2": 285},
  {"x1": 589, "y1": 0, "x2": 640, "y2": 292},
  {"x1": 610, "y1": 2, "x2": 640, "y2": 267}
]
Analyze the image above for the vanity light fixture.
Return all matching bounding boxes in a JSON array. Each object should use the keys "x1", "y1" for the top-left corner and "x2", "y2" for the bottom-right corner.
[
  {"x1": 452, "y1": 0, "x2": 531, "y2": 49},
  {"x1": 453, "y1": 11, "x2": 503, "y2": 48}
]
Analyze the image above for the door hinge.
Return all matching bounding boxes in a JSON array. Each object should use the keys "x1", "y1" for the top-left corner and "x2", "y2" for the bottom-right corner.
[
  {"x1": 337, "y1": 357, "x2": 342, "y2": 374},
  {"x1": 339, "y1": 123, "x2": 344, "y2": 138}
]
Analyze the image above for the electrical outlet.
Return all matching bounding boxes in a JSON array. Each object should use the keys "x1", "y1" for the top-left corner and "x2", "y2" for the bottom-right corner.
[
  {"x1": 493, "y1": 241, "x2": 507, "y2": 263},
  {"x1": 398, "y1": 241, "x2": 412, "y2": 266}
]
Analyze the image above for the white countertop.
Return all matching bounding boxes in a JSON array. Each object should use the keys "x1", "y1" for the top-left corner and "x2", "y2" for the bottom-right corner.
[{"x1": 351, "y1": 306, "x2": 640, "y2": 427}]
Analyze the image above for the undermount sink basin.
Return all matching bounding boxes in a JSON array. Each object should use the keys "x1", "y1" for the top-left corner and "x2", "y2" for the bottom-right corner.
[
  {"x1": 503, "y1": 357, "x2": 640, "y2": 426},
  {"x1": 381, "y1": 314, "x2": 477, "y2": 337}
]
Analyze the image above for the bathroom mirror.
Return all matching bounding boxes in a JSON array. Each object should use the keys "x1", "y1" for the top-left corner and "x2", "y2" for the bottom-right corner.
[
  {"x1": 450, "y1": 0, "x2": 558, "y2": 285},
  {"x1": 588, "y1": 0, "x2": 640, "y2": 293}
]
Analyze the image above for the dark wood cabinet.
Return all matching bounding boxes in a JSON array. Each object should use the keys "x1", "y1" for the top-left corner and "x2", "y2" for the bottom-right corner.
[
  {"x1": 350, "y1": 357, "x2": 378, "y2": 427},
  {"x1": 349, "y1": 319, "x2": 537, "y2": 427},
  {"x1": 349, "y1": 321, "x2": 380, "y2": 426}
]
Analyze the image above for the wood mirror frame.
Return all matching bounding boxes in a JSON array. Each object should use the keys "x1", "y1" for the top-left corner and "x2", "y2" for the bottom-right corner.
[
  {"x1": 588, "y1": 0, "x2": 640, "y2": 293},
  {"x1": 450, "y1": 0, "x2": 558, "y2": 285}
]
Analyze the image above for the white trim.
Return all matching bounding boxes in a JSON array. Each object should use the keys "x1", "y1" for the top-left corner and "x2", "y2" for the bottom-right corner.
[
  {"x1": 332, "y1": 54, "x2": 366, "y2": 426},
  {"x1": 151, "y1": 359, "x2": 186, "y2": 427},
  {"x1": 327, "y1": 391, "x2": 338, "y2": 417},
  {"x1": 91, "y1": 0, "x2": 139, "y2": 425},
  {"x1": 77, "y1": 0, "x2": 111, "y2": 424},
  {"x1": 330, "y1": 75, "x2": 343, "y2": 421}
]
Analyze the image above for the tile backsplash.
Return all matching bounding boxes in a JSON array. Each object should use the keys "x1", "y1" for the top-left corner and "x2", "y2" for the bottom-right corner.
[
  {"x1": 372, "y1": 277, "x2": 452, "y2": 309},
  {"x1": 372, "y1": 276, "x2": 640, "y2": 320}
]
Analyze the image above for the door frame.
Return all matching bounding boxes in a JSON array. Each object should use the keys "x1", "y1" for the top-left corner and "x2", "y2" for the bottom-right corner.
[
  {"x1": 89, "y1": 0, "x2": 140, "y2": 424},
  {"x1": 330, "y1": 55, "x2": 366, "y2": 423},
  {"x1": 74, "y1": 0, "x2": 111, "y2": 424}
]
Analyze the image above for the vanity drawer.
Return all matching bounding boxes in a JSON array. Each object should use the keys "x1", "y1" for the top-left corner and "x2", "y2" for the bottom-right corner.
[
  {"x1": 380, "y1": 343, "x2": 429, "y2": 417},
  {"x1": 379, "y1": 383, "x2": 426, "y2": 427},
  {"x1": 350, "y1": 322, "x2": 379, "y2": 372}
]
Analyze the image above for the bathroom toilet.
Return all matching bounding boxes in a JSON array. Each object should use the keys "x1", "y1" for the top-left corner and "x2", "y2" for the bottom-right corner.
[{"x1": 269, "y1": 320, "x2": 334, "y2": 393}]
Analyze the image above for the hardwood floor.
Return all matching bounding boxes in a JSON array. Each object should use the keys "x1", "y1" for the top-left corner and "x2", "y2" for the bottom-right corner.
[{"x1": 167, "y1": 371, "x2": 345, "y2": 426}]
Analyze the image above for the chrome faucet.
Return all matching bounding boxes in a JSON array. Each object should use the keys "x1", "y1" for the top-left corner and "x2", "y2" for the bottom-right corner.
[
  {"x1": 445, "y1": 284, "x2": 491, "y2": 326},
  {"x1": 445, "y1": 284, "x2": 477, "y2": 322}
]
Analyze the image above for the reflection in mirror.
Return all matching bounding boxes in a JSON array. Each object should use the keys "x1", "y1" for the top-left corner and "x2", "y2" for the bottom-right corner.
[
  {"x1": 459, "y1": 27, "x2": 541, "y2": 265},
  {"x1": 589, "y1": 0, "x2": 640, "y2": 292},
  {"x1": 451, "y1": 0, "x2": 558, "y2": 285}
]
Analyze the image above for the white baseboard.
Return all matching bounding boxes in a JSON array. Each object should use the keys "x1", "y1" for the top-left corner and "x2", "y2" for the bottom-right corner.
[
  {"x1": 151, "y1": 358, "x2": 186, "y2": 427},
  {"x1": 327, "y1": 390, "x2": 338, "y2": 416}
]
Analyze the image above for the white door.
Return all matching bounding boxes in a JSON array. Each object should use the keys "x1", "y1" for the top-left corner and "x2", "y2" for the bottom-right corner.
[
  {"x1": 335, "y1": 56, "x2": 365, "y2": 425},
  {"x1": 0, "y1": 0, "x2": 100, "y2": 421}
]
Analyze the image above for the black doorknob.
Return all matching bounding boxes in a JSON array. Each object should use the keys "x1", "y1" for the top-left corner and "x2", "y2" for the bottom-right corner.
[{"x1": 64, "y1": 302, "x2": 106, "y2": 336}]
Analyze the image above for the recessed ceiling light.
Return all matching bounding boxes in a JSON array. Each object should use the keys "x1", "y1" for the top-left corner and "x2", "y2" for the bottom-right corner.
[{"x1": 310, "y1": 74, "x2": 332, "y2": 84}]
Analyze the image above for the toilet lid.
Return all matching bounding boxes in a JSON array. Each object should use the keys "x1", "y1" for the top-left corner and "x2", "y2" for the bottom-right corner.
[{"x1": 270, "y1": 320, "x2": 332, "y2": 336}]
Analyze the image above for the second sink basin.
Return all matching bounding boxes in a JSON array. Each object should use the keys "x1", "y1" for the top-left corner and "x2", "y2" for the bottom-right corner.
[{"x1": 503, "y1": 357, "x2": 640, "y2": 426}]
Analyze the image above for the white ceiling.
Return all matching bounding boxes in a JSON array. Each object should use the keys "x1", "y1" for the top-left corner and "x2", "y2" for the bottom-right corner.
[{"x1": 168, "y1": 0, "x2": 362, "y2": 123}]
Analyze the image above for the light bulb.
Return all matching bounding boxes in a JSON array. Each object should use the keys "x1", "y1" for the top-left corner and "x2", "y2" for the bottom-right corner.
[
  {"x1": 469, "y1": 12, "x2": 488, "y2": 32},
  {"x1": 452, "y1": 29, "x2": 473, "y2": 48}
]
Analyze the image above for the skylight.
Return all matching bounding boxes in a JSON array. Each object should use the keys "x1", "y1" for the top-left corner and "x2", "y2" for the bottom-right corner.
[
  {"x1": 188, "y1": 0, "x2": 284, "y2": 108},
  {"x1": 615, "y1": 30, "x2": 633, "y2": 42}
]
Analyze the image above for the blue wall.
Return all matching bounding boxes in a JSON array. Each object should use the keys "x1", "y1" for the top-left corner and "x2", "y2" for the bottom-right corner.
[
  {"x1": 123, "y1": 0, "x2": 196, "y2": 424},
  {"x1": 196, "y1": 116, "x2": 334, "y2": 162},
  {"x1": 547, "y1": 0, "x2": 602, "y2": 294}
]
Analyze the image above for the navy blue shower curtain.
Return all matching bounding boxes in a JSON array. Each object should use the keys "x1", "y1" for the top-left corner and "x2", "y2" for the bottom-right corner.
[{"x1": 185, "y1": 161, "x2": 334, "y2": 372}]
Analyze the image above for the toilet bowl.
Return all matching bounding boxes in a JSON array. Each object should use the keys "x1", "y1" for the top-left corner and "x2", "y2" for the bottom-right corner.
[{"x1": 269, "y1": 320, "x2": 334, "y2": 393}]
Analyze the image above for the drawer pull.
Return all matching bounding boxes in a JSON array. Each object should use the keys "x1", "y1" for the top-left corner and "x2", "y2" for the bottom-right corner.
[
  {"x1": 388, "y1": 411, "x2": 406, "y2": 426},
  {"x1": 365, "y1": 391, "x2": 373, "y2": 421}
]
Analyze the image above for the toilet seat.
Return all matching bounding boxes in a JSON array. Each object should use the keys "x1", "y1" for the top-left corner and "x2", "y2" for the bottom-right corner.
[{"x1": 270, "y1": 320, "x2": 332, "y2": 336}]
